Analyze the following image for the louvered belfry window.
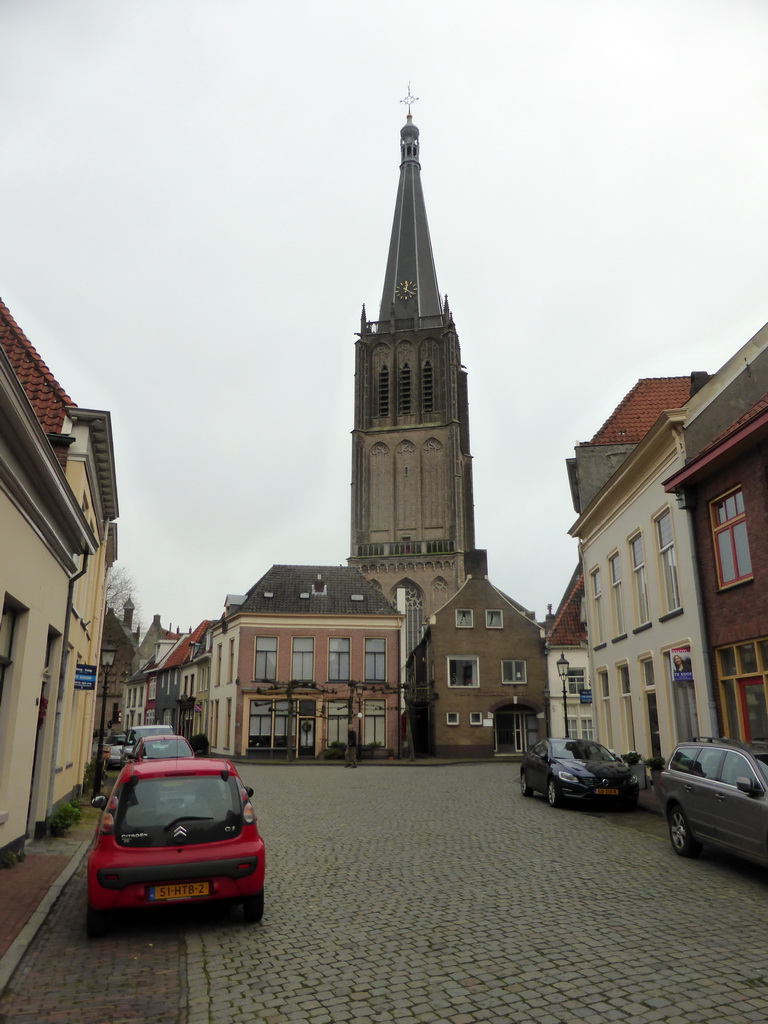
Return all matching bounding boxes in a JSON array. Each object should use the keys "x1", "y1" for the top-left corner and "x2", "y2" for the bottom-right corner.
[
  {"x1": 422, "y1": 360, "x2": 433, "y2": 412},
  {"x1": 399, "y1": 363, "x2": 412, "y2": 414},
  {"x1": 378, "y1": 365, "x2": 389, "y2": 416}
]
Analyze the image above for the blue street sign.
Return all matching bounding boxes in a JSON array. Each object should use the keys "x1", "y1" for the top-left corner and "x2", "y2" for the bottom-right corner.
[
  {"x1": 74, "y1": 663, "x2": 97, "y2": 690},
  {"x1": 579, "y1": 689, "x2": 592, "y2": 704}
]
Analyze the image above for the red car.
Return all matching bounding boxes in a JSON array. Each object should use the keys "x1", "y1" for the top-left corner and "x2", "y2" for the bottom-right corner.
[
  {"x1": 130, "y1": 734, "x2": 195, "y2": 761},
  {"x1": 87, "y1": 757, "x2": 265, "y2": 937}
]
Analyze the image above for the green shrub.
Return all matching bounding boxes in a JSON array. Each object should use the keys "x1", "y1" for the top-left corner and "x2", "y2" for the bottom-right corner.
[
  {"x1": 82, "y1": 758, "x2": 97, "y2": 791},
  {"x1": 621, "y1": 751, "x2": 642, "y2": 765},
  {"x1": 50, "y1": 799, "x2": 83, "y2": 837},
  {"x1": 644, "y1": 755, "x2": 666, "y2": 770},
  {"x1": 190, "y1": 733, "x2": 210, "y2": 755},
  {"x1": 323, "y1": 745, "x2": 345, "y2": 760}
]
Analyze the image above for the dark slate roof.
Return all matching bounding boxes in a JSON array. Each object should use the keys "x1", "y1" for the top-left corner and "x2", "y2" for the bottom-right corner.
[
  {"x1": 588, "y1": 377, "x2": 691, "y2": 445},
  {"x1": 0, "y1": 297, "x2": 74, "y2": 433},
  {"x1": 238, "y1": 566, "x2": 399, "y2": 616},
  {"x1": 378, "y1": 113, "x2": 442, "y2": 321}
]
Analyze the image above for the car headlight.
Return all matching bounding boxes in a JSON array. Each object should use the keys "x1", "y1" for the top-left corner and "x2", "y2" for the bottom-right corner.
[{"x1": 557, "y1": 770, "x2": 580, "y2": 784}]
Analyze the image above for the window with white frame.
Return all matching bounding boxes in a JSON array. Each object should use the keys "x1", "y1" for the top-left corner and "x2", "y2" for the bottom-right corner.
[
  {"x1": 448, "y1": 656, "x2": 479, "y2": 687},
  {"x1": 641, "y1": 658, "x2": 655, "y2": 688},
  {"x1": 591, "y1": 567, "x2": 604, "y2": 644},
  {"x1": 656, "y1": 510, "x2": 681, "y2": 613},
  {"x1": 619, "y1": 664, "x2": 635, "y2": 749},
  {"x1": 0, "y1": 604, "x2": 16, "y2": 715},
  {"x1": 446, "y1": 712, "x2": 459, "y2": 725},
  {"x1": 501, "y1": 660, "x2": 526, "y2": 684},
  {"x1": 469, "y1": 711, "x2": 483, "y2": 725},
  {"x1": 327, "y1": 699, "x2": 348, "y2": 745},
  {"x1": 598, "y1": 669, "x2": 609, "y2": 698},
  {"x1": 328, "y1": 637, "x2": 350, "y2": 681},
  {"x1": 485, "y1": 609, "x2": 503, "y2": 628},
  {"x1": 255, "y1": 636, "x2": 277, "y2": 681},
  {"x1": 291, "y1": 637, "x2": 314, "y2": 681},
  {"x1": 364, "y1": 699, "x2": 386, "y2": 744},
  {"x1": 608, "y1": 553, "x2": 625, "y2": 636},
  {"x1": 148, "y1": 679, "x2": 156, "y2": 700},
  {"x1": 365, "y1": 638, "x2": 386, "y2": 682},
  {"x1": 567, "y1": 667, "x2": 585, "y2": 694},
  {"x1": 577, "y1": 717, "x2": 594, "y2": 741},
  {"x1": 630, "y1": 533, "x2": 650, "y2": 624},
  {"x1": 455, "y1": 609, "x2": 473, "y2": 628}
]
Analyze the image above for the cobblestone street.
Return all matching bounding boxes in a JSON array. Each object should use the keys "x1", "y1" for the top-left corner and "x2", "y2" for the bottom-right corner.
[{"x1": 3, "y1": 763, "x2": 768, "y2": 1024}]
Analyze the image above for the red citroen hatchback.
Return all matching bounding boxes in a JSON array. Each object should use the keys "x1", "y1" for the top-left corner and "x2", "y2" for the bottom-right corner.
[{"x1": 87, "y1": 757, "x2": 265, "y2": 937}]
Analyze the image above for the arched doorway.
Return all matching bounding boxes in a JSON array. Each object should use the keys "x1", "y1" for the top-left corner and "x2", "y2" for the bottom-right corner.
[{"x1": 494, "y1": 704, "x2": 539, "y2": 755}]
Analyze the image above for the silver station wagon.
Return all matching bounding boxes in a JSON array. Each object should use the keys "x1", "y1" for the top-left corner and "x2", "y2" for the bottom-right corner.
[{"x1": 659, "y1": 737, "x2": 768, "y2": 866}]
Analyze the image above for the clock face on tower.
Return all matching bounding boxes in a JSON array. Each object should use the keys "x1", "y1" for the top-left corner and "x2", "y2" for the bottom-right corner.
[{"x1": 395, "y1": 280, "x2": 417, "y2": 300}]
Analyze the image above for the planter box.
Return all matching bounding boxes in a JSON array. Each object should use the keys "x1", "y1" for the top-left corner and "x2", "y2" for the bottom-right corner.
[{"x1": 629, "y1": 764, "x2": 648, "y2": 789}]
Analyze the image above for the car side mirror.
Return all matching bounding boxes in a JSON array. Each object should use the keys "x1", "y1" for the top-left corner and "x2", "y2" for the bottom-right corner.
[
  {"x1": 92, "y1": 795, "x2": 107, "y2": 809},
  {"x1": 246, "y1": 787, "x2": 254, "y2": 798},
  {"x1": 736, "y1": 776, "x2": 757, "y2": 795}
]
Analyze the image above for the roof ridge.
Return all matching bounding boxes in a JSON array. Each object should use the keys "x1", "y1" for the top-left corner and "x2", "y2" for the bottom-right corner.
[{"x1": 0, "y1": 296, "x2": 75, "y2": 433}]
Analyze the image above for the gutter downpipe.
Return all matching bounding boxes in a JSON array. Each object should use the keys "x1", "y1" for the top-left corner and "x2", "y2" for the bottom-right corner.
[
  {"x1": 44, "y1": 551, "x2": 89, "y2": 831},
  {"x1": 678, "y1": 492, "x2": 719, "y2": 735}
]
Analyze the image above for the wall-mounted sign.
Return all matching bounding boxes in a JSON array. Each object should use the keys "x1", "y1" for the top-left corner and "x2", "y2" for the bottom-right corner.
[
  {"x1": 579, "y1": 689, "x2": 592, "y2": 704},
  {"x1": 74, "y1": 663, "x2": 97, "y2": 690},
  {"x1": 671, "y1": 647, "x2": 693, "y2": 683}
]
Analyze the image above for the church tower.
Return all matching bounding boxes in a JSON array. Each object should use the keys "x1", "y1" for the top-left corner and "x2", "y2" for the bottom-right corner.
[{"x1": 349, "y1": 100, "x2": 476, "y2": 652}]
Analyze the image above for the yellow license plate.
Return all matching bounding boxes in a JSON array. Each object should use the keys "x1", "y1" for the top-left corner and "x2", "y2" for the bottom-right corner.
[
  {"x1": 595, "y1": 788, "x2": 619, "y2": 795},
  {"x1": 150, "y1": 881, "x2": 211, "y2": 901}
]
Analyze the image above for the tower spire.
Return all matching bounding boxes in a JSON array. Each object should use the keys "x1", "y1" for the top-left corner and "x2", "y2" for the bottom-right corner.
[{"x1": 378, "y1": 91, "x2": 441, "y2": 322}]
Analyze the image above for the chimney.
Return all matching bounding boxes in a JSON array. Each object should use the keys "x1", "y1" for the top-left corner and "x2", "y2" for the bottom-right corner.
[{"x1": 463, "y1": 549, "x2": 488, "y2": 578}]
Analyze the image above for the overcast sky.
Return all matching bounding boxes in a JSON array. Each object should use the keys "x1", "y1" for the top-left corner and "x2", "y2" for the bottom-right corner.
[{"x1": 4, "y1": 0, "x2": 768, "y2": 634}]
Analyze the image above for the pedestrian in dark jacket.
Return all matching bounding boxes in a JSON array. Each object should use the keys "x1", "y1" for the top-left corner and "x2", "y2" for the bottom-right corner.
[{"x1": 345, "y1": 723, "x2": 358, "y2": 767}]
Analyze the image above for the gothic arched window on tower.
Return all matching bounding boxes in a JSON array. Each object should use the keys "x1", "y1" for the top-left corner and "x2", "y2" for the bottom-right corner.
[
  {"x1": 422, "y1": 360, "x2": 433, "y2": 412},
  {"x1": 378, "y1": 365, "x2": 389, "y2": 416},
  {"x1": 399, "y1": 363, "x2": 412, "y2": 415},
  {"x1": 396, "y1": 580, "x2": 424, "y2": 656}
]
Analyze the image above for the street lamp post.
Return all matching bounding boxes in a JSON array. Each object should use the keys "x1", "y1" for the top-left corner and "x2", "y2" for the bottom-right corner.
[
  {"x1": 92, "y1": 642, "x2": 117, "y2": 799},
  {"x1": 556, "y1": 654, "x2": 570, "y2": 739}
]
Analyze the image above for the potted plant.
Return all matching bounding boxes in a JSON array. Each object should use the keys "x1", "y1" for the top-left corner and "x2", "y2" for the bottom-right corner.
[
  {"x1": 644, "y1": 754, "x2": 666, "y2": 789},
  {"x1": 622, "y1": 751, "x2": 647, "y2": 789}
]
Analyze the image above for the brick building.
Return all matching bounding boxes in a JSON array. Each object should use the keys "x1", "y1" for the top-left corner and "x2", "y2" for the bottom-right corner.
[{"x1": 406, "y1": 551, "x2": 547, "y2": 758}]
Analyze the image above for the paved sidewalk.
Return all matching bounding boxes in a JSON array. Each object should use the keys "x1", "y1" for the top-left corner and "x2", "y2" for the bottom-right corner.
[
  {"x1": 0, "y1": 761, "x2": 663, "y2": 998},
  {"x1": 0, "y1": 811, "x2": 93, "y2": 996}
]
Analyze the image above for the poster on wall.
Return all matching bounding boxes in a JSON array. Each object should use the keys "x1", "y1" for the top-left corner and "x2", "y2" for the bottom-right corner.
[{"x1": 671, "y1": 646, "x2": 693, "y2": 682}]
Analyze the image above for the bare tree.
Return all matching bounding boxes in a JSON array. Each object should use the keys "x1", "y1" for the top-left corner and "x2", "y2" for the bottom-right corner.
[{"x1": 105, "y1": 564, "x2": 141, "y2": 626}]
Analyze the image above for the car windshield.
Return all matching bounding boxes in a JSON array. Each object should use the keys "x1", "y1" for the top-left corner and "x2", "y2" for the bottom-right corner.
[
  {"x1": 115, "y1": 774, "x2": 242, "y2": 847},
  {"x1": 142, "y1": 739, "x2": 193, "y2": 759},
  {"x1": 551, "y1": 740, "x2": 620, "y2": 762}
]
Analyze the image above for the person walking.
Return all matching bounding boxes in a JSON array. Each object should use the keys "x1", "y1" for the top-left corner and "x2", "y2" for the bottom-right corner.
[{"x1": 345, "y1": 722, "x2": 358, "y2": 767}]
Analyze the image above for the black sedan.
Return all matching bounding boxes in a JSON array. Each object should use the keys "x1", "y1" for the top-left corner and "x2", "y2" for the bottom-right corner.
[{"x1": 520, "y1": 738, "x2": 639, "y2": 809}]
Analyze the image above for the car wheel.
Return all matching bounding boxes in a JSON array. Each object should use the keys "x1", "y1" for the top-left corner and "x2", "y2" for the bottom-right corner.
[
  {"x1": 668, "y1": 805, "x2": 702, "y2": 858},
  {"x1": 242, "y1": 889, "x2": 264, "y2": 923},
  {"x1": 547, "y1": 777, "x2": 563, "y2": 808},
  {"x1": 86, "y1": 905, "x2": 107, "y2": 938},
  {"x1": 520, "y1": 771, "x2": 534, "y2": 797}
]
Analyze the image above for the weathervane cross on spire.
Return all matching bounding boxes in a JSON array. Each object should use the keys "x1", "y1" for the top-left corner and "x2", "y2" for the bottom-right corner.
[{"x1": 400, "y1": 83, "x2": 419, "y2": 115}]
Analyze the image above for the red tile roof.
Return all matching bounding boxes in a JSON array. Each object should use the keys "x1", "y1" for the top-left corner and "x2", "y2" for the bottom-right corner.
[
  {"x1": 0, "y1": 297, "x2": 74, "y2": 433},
  {"x1": 705, "y1": 391, "x2": 768, "y2": 451},
  {"x1": 160, "y1": 620, "x2": 211, "y2": 670},
  {"x1": 547, "y1": 568, "x2": 586, "y2": 647},
  {"x1": 588, "y1": 377, "x2": 691, "y2": 445}
]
